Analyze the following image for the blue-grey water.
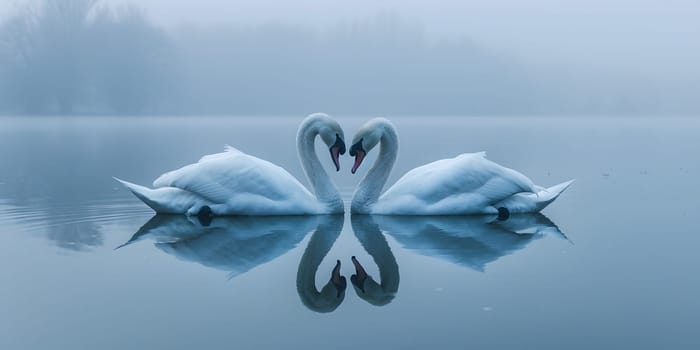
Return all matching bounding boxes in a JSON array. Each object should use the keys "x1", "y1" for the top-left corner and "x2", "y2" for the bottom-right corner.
[{"x1": 1, "y1": 116, "x2": 698, "y2": 349}]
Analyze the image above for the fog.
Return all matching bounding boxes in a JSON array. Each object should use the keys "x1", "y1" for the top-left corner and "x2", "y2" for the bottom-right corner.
[{"x1": 0, "y1": 0, "x2": 698, "y2": 115}]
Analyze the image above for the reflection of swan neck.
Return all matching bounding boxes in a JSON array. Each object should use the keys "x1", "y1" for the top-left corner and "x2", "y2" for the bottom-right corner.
[
  {"x1": 351, "y1": 122, "x2": 398, "y2": 213},
  {"x1": 297, "y1": 117, "x2": 343, "y2": 212},
  {"x1": 296, "y1": 215, "x2": 345, "y2": 313},
  {"x1": 351, "y1": 215, "x2": 400, "y2": 306}
]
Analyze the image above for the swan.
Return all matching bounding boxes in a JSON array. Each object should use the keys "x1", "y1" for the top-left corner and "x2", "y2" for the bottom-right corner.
[
  {"x1": 296, "y1": 214, "x2": 347, "y2": 313},
  {"x1": 114, "y1": 113, "x2": 346, "y2": 216},
  {"x1": 349, "y1": 118, "x2": 574, "y2": 215}
]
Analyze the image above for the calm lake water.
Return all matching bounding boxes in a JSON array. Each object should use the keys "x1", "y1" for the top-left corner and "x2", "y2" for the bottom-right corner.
[{"x1": 1, "y1": 116, "x2": 698, "y2": 349}]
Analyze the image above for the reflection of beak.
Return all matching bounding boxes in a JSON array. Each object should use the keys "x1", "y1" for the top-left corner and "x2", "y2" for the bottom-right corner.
[
  {"x1": 351, "y1": 150, "x2": 365, "y2": 174},
  {"x1": 331, "y1": 259, "x2": 347, "y2": 298},
  {"x1": 351, "y1": 256, "x2": 368, "y2": 293}
]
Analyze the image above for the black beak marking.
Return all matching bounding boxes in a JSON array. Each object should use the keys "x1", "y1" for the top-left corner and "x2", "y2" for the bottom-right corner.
[
  {"x1": 349, "y1": 138, "x2": 364, "y2": 157},
  {"x1": 329, "y1": 134, "x2": 346, "y2": 172},
  {"x1": 333, "y1": 134, "x2": 346, "y2": 155}
]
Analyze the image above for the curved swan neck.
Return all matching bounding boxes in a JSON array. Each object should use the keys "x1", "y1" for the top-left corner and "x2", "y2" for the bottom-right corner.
[
  {"x1": 351, "y1": 122, "x2": 398, "y2": 213},
  {"x1": 297, "y1": 118, "x2": 343, "y2": 212}
]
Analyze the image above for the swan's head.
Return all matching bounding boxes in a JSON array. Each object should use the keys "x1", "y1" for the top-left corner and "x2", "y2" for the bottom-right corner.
[
  {"x1": 350, "y1": 256, "x2": 396, "y2": 306},
  {"x1": 349, "y1": 118, "x2": 390, "y2": 174},
  {"x1": 307, "y1": 113, "x2": 346, "y2": 171},
  {"x1": 350, "y1": 255, "x2": 368, "y2": 292}
]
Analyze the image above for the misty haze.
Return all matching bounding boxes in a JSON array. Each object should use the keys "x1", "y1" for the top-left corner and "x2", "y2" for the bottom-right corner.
[
  {"x1": 1, "y1": 1, "x2": 699, "y2": 350},
  {"x1": 1, "y1": 0, "x2": 698, "y2": 115}
]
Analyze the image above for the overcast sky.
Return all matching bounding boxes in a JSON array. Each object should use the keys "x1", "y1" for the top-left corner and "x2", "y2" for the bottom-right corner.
[{"x1": 1, "y1": 0, "x2": 699, "y2": 79}]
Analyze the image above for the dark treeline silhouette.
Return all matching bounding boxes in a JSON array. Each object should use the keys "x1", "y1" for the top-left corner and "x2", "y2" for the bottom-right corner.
[{"x1": 0, "y1": 0, "x2": 697, "y2": 116}]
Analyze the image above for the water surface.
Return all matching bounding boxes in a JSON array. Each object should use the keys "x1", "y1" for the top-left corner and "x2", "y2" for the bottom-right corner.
[{"x1": 1, "y1": 116, "x2": 698, "y2": 349}]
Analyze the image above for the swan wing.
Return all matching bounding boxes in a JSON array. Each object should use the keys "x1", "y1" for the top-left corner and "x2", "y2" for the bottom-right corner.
[
  {"x1": 154, "y1": 146, "x2": 244, "y2": 186},
  {"x1": 152, "y1": 148, "x2": 314, "y2": 206},
  {"x1": 377, "y1": 152, "x2": 537, "y2": 214},
  {"x1": 196, "y1": 144, "x2": 244, "y2": 163}
]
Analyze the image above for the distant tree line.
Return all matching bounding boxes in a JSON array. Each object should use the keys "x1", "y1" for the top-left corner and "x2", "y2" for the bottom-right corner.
[
  {"x1": 0, "y1": 0, "x2": 172, "y2": 114},
  {"x1": 0, "y1": 0, "x2": 697, "y2": 115}
]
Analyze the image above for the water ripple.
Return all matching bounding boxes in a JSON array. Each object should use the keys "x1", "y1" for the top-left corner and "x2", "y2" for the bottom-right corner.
[{"x1": 0, "y1": 196, "x2": 153, "y2": 251}]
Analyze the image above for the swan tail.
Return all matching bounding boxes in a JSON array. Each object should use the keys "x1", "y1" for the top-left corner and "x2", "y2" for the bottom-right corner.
[
  {"x1": 542, "y1": 179, "x2": 575, "y2": 198},
  {"x1": 531, "y1": 179, "x2": 575, "y2": 211},
  {"x1": 113, "y1": 177, "x2": 198, "y2": 214},
  {"x1": 495, "y1": 179, "x2": 575, "y2": 213},
  {"x1": 113, "y1": 177, "x2": 164, "y2": 211}
]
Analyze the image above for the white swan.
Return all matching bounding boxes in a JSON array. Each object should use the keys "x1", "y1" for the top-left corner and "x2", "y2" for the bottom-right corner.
[
  {"x1": 349, "y1": 118, "x2": 574, "y2": 215},
  {"x1": 114, "y1": 113, "x2": 346, "y2": 216}
]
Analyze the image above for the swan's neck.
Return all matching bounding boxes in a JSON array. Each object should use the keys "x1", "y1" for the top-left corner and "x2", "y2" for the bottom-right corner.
[
  {"x1": 297, "y1": 121, "x2": 343, "y2": 212},
  {"x1": 351, "y1": 124, "x2": 398, "y2": 213}
]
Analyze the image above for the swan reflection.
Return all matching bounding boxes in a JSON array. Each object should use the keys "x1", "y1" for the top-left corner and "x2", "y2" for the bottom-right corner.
[
  {"x1": 118, "y1": 213, "x2": 564, "y2": 312},
  {"x1": 120, "y1": 214, "x2": 349, "y2": 313},
  {"x1": 119, "y1": 215, "x2": 318, "y2": 278},
  {"x1": 349, "y1": 215, "x2": 400, "y2": 306},
  {"x1": 372, "y1": 213, "x2": 566, "y2": 272},
  {"x1": 296, "y1": 214, "x2": 346, "y2": 313}
]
